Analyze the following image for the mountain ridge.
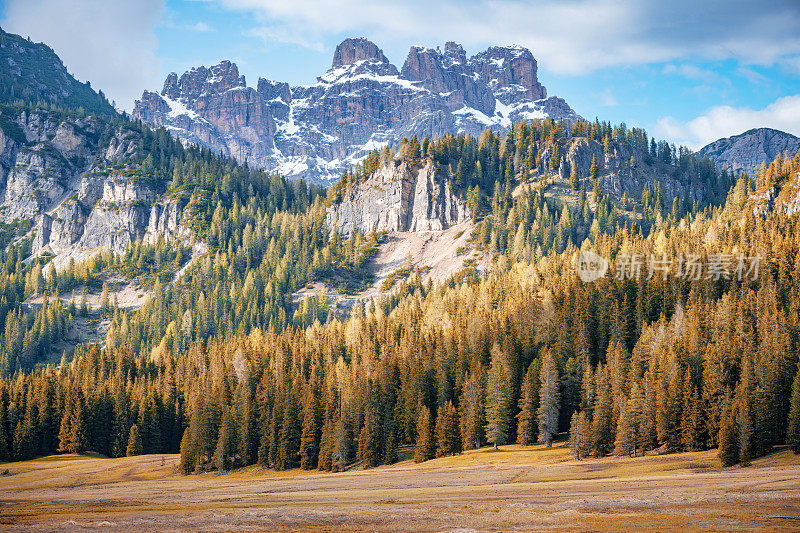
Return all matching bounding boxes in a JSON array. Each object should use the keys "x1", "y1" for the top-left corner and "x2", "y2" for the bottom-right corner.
[
  {"x1": 698, "y1": 127, "x2": 800, "y2": 176},
  {"x1": 133, "y1": 37, "x2": 581, "y2": 185}
]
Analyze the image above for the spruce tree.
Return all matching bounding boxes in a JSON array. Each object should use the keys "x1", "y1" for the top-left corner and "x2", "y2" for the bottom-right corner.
[
  {"x1": 485, "y1": 352, "x2": 511, "y2": 449},
  {"x1": 592, "y1": 365, "x2": 614, "y2": 456},
  {"x1": 459, "y1": 374, "x2": 484, "y2": 451},
  {"x1": 300, "y1": 393, "x2": 320, "y2": 470},
  {"x1": 435, "y1": 401, "x2": 460, "y2": 457},
  {"x1": 537, "y1": 352, "x2": 560, "y2": 447},
  {"x1": 414, "y1": 405, "x2": 434, "y2": 463},
  {"x1": 517, "y1": 362, "x2": 538, "y2": 445},
  {"x1": 179, "y1": 427, "x2": 194, "y2": 474},
  {"x1": 718, "y1": 395, "x2": 739, "y2": 467},
  {"x1": 126, "y1": 424, "x2": 143, "y2": 457},
  {"x1": 358, "y1": 400, "x2": 382, "y2": 468},
  {"x1": 569, "y1": 411, "x2": 590, "y2": 460},
  {"x1": 788, "y1": 364, "x2": 800, "y2": 454}
]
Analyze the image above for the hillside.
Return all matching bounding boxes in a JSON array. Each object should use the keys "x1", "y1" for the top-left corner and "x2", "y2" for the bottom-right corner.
[
  {"x1": 0, "y1": 27, "x2": 115, "y2": 116},
  {"x1": 698, "y1": 127, "x2": 800, "y2": 175}
]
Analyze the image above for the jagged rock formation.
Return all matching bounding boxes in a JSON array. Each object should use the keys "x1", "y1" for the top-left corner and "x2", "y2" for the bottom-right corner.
[
  {"x1": 133, "y1": 37, "x2": 581, "y2": 184},
  {"x1": 326, "y1": 159, "x2": 468, "y2": 236},
  {"x1": 698, "y1": 128, "x2": 800, "y2": 175},
  {"x1": 0, "y1": 106, "x2": 190, "y2": 259}
]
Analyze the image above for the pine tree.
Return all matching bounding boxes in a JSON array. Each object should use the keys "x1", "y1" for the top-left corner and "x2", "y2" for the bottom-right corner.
[
  {"x1": 435, "y1": 400, "x2": 460, "y2": 457},
  {"x1": 179, "y1": 427, "x2": 194, "y2": 474},
  {"x1": 537, "y1": 351, "x2": 560, "y2": 447},
  {"x1": 459, "y1": 374, "x2": 484, "y2": 450},
  {"x1": 358, "y1": 399, "x2": 382, "y2": 468},
  {"x1": 517, "y1": 362, "x2": 539, "y2": 445},
  {"x1": 100, "y1": 283, "x2": 110, "y2": 314},
  {"x1": 569, "y1": 411, "x2": 589, "y2": 460},
  {"x1": 126, "y1": 424, "x2": 143, "y2": 456},
  {"x1": 788, "y1": 364, "x2": 800, "y2": 454},
  {"x1": 569, "y1": 163, "x2": 579, "y2": 190},
  {"x1": 485, "y1": 352, "x2": 512, "y2": 449},
  {"x1": 592, "y1": 364, "x2": 614, "y2": 456},
  {"x1": 718, "y1": 394, "x2": 739, "y2": 467},
  {"x1": 300, "y1": 392, "x2": 320, "y2": 470},
  {"x1": 414, "y1": 405, "x2": 434, "y2": 462},
  {"x1": 332, "y1": 416, "x2": 352, "y2": 472},
  {"x1": 589, "y1": 154, "x2": 598, "y2": 181}
]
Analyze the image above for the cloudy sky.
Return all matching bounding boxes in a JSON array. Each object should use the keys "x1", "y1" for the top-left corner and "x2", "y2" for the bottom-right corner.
[{"x1": 2, "y1": 0, "x2": 799, "y2": 149}]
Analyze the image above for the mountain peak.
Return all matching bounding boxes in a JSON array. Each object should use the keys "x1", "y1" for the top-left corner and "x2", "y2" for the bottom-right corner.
[
  {"x1": 698, "y1": 128, "x2": 800, "y2": 175},
  {"x1": 332, "y1": 37, "x2": 390, "y2": 68},
  {"x1": 159, "y1": 60, "x2": 246, "y2": 103},
  {"x1": 469, "y1": 44, "x2": 545, "y2": 103}
]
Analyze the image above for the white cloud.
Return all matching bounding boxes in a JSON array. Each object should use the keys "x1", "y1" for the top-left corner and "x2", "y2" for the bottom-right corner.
[
  {"x1": 655, "y1": 95, "x2": 800, "y2": 150},
  {"x1": 204, "y1": 0, "x2": 800, "y2": 75},
  {"x1": 662, "y1": 64, "x2": 721, "y2": 84},
  {"x1": 190, "y1": 22, "x2": 214, "y2": 33},
  {"x1": 2, "y1": 0, "x2": 165, "y2": 111}
]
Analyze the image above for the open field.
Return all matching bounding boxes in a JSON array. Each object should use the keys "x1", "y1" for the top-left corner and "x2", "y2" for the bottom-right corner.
[{"x1": 1, "y1": 444, "x2": 800, "y2": 531}]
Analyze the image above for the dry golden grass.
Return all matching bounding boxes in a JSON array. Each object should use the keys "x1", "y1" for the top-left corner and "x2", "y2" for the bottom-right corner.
[{"x1": 2, "y1": 443, "x2": 800, "y2": 531}]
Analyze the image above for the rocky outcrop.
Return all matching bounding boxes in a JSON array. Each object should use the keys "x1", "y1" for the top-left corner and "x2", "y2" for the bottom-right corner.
[
  {"x1": 468, "y1": 45, "x2": 546, "y2": 104},
  {"x1": 541, "y1": 136, "x2": 707, "y2": 205},
  {"x1": 133, "y1": 37, "x2": 582, "y2": 185},
  {"x1": 134, "y1": 61, "x2": 276, "y2": 169},
  {"x1": 326, "y1": 159, "x2": 468, "y2": 236},
  {"x1": 0, "y1": 106, "x2": 192, "y2": 261},
  {"x1": 332, "y1": 37, "x2": 394, "y2": 70},
  {"x1": 698, "y1": 128, "x2": 800, "y2": 175}
]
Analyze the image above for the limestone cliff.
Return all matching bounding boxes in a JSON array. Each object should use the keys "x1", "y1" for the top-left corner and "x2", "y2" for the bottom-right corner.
[
  {"x1": 326, "y1": 159, "x2": 468, "y2": 236},
  {"x1": 0, "y1": 106, "x2": 191, "y2": 261}
]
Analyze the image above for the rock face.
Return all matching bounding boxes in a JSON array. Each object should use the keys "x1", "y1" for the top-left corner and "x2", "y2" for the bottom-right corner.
[
  {"x1": 133, "y1": 38, "x2": 581, "y2": 184},
  {"x1": 698, "y1": 128, "x2": 800, "y2": 175},
  {"x1": 537, "y1": 136, "x2": 707, "y2": 206},
  {"x1": 326, "y1": 159, "x2": 468, "y2": 236},
  {"x1": 0, "y1": 106, "x2": 191, "y2": 260}
]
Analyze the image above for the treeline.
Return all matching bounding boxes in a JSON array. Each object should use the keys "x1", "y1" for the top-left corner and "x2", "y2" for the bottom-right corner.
[{"x1": 331, "y1": 118, "x2": 732, "y2": 222}]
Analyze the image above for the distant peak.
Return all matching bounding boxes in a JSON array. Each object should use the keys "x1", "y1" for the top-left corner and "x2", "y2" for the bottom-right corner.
[{"x1": 332, "y1": 37, "x2": 390, "y2": 68}]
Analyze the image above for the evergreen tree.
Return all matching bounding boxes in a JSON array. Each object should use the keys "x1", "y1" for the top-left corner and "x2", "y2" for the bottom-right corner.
[
  {"x1": 414, "y1": 405, "x2": 434, "y2": 463},
  {"x1": 537, "y1": 351, "x2": 560, "y2": 447},
  {"x1": 300, "y1": 392, "x2": 320, "y2": 470},
  {"x1": 179, "y1": 427, "x2": 194, "y2": 474},
  {"x1": 435, "y1": 400, "x2": 460, "y2": 457},
  {"x1": 718, "y1": 395, "x2": 739, "y2": 467},
  {"x1": 517, "y1": 361, "x2": 538, "y2": 445},
  {"x1": 484, "y1": 351, "x2": 512, "y2": 449},
  {"x1": 358, "y1": 398, "x2": 382, "y2": 468},
  {"x1": 126, "y1": 424, "x2": 143, "y2": 456},
  {"x1": 788, "y1": 364, "x2": 800, "y2": 454},
  {"x1": 459, "y1": 374, "x2": 484, "y2": 451}
]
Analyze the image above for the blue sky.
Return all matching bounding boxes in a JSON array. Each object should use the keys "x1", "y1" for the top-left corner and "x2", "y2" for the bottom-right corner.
[{"x1": 2, "y1": 0, "x2": 799, "y2": 149}]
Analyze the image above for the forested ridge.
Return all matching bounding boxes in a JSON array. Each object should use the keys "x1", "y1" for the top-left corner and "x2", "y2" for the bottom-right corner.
[{"x1": 1, "y1": 110, "x2": 799, "y2": 474}]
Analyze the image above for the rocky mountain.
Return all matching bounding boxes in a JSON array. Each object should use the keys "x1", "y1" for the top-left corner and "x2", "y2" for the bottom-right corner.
[
  {"x1": 326, "y1": 158, "x2": 468, "y2": 237},
  {"x1": 133, "y1": 37, "x2": 581, "y2": 185},
  {"x1": 698, "y1": 127, "x2": 800, "y2": 175},
  {"x1": 0, "y1": 105, "x2": 191, "y2": 263},
  {"x1": 0, "y1": 27, "x2": 115, "y2": 116}
]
